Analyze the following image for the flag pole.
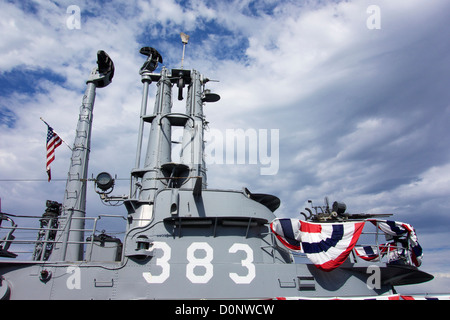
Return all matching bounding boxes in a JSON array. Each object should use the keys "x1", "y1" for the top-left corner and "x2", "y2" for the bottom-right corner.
[{"x1": 40, "y1": 117, "x2": 73, "y2": 151}]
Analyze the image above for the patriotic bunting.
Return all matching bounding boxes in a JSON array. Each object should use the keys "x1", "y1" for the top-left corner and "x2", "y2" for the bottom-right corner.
[
  {"x1": 270, "y1": 218, "x2": 302, "y2": 251},
  {"x1": 400, "y1": 295, "x2": 450, "y2": 300},
  {"x1": 355, "y1": 243, "x2": 401, "y2": 262},
  {"x1": 300, "y1": 220, "x2": 365, "y2": 271},
  {"x1": 368, "y1": 219, "x2": 423, "y2": 267},
  {"x1": 276, "y1": 294, "x2": 401, "y2": 300},
  {"x1": 276, "y1": 294, "x2": 450, "y2": 300},
  {"x1": 270, "y1": 219, "x2": 365, "y2": 271},
  {"x1": 270, "y1": 218, "x2": 423, "y2": 271},
  {"x1": 354, "y1": 245, "x2": 379, "y2": 261}
]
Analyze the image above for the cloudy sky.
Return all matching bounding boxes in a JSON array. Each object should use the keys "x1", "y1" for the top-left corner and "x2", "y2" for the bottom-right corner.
[{"x1": 1, "y1": 0, "x2": 450, "y2": 294}]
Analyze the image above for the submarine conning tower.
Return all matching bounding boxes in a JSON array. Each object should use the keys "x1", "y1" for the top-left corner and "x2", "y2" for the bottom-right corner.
[
  {"x1": 1, "y1": 40, "x2": 434, "y2": 300},
  {"x1": 125, "y1": 46, "x2": 221, "y2": 229}
]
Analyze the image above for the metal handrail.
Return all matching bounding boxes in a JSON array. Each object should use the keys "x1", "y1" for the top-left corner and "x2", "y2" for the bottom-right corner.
[
  {"x1": 354, "y1": 221, "x2": 415, "y2": 266},
  {"x1": 0, "y1": 213, "x2": 126, "y2": 261}
]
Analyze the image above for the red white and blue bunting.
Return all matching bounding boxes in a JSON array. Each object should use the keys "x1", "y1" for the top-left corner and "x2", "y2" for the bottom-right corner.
[
  {"x1": 355, "y1": 243, "x2": 401, "y2": 262},
  {"x1": 400, "y1": 295, "x2": 450, "y2": 300},
  {"x1": 270, "y1": 219, "x2": 364, "y2": 271},
  {"x1": 269, "y1": 218, "x2": 302, "y2": 251},
  {"x1": 275, "y1": 294, "x2": 401, "y2": 300},
  {"x1": 368, "y1": 219, "x2": 423, "y2": 267},
  {"x1": 354, "y1": 245, "x2": 380, "y2": 261},
  {"x1": 270, "y1": 218, "x2": 423, "y2": 271},
  {"x1": 275, "y1": 294, "x2": 450, "y2": 300}
]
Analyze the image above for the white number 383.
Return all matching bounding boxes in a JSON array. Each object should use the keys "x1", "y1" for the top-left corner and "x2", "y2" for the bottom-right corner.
[{"x1": 142, "y1": 242, "x2": 255, "y2": 284}]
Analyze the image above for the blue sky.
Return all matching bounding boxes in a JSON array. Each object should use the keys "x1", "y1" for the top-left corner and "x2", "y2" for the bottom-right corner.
[{"x1": 1, "y1": 0, "x2": 450, "y2": 294}]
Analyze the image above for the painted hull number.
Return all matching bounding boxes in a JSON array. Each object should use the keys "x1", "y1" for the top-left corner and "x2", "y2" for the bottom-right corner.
[{"x1": 143, "y1": 242, "x2": 255, "y2": 284}]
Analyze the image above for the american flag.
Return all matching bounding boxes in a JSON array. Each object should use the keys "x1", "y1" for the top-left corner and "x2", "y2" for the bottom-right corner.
[{"x1": 46, "y1": 124, "x2": 62, "y2": 181}]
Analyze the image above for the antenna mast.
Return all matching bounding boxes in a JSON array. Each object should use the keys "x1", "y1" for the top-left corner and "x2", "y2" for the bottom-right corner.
[
  {"x1": 52, "y1": 51, "x2": 114, "y2": 261},
  {"x1": 180, "y1": 32, "x2": 190, "y2": 68}
]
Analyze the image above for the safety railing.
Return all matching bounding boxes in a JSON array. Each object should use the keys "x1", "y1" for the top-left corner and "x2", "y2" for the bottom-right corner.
[
  {"x1": 0, "y1": 213, "x2": 126, "y2": 262},
  {"x1": 353, "y1": 221, "x2": 416, "y2": 266}
]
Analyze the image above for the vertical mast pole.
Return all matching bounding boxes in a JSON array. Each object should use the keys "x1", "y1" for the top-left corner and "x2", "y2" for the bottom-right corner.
[
  {"x1": 139, "y1": 67, "x2": 173, "y2": 202},
  {"x1": 131, "y1": 47, "x2": 163, "y2": 199},
  {"x1": 52, "y1": 51, "x2": 114, "y2": 261},
  {"x1": 132, "y1": 75, "x2": 151, "y2": 197},
  {"x1": 180, "y1": 70, "x2": 207, "y2": 189},
  {"x1": 135, "y1": 78, "x2": 151, "y2": 169},
  {"x1": 180, "y1": 32, "x2": 190, "y2": 69},
  {"x1": 60, "y1": 81, "x2": 96, "y2": 261}
]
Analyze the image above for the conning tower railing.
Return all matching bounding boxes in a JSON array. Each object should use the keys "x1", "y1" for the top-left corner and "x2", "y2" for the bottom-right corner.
[{"x1": 0, "y1": 211, "x2": 125, "y2": 262}]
